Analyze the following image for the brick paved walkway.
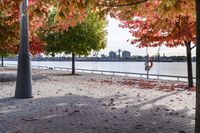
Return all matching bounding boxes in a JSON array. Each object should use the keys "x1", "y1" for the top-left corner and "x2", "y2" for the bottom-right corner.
[{"x1": 0, "y1": 68, "x2": 195, "y2": 133}]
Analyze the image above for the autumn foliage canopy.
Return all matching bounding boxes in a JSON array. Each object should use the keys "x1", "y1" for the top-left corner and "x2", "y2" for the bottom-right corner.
[
  {"x1": 118, "y1": 0, "x2": 196, "y2": 48},
  {"x1": 0, "y1": 0, "x2": 197, "y2": 53}
]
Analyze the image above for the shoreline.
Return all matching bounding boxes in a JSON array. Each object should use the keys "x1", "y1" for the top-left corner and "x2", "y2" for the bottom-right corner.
[
  {"x1": 3, "y1": 59, "x2": 197, "y2": 62},
  {"x1": 1, "y1": 65, "x2": 196, "y2": 83}
]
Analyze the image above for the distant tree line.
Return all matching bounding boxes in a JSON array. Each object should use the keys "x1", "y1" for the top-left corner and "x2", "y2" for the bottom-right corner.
[{"x1": 4, "y1": 55, "x2": 196, "y2": 62}]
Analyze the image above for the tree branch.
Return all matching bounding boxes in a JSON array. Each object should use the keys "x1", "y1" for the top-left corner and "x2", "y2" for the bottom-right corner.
[
  {"x1": 97, "y1": 0, "x2": 148, "y2": 7},
  {"x1": 191, "y1": 45, "x2": 196, "y2": 50}
]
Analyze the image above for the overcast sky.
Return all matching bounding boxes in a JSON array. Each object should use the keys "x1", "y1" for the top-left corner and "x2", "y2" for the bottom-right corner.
[{"x1": 98, "y1": 17, "x2": 196, "y2": 57}]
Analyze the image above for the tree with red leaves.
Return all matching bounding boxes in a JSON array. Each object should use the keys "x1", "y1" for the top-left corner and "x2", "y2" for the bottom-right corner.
[
  {"x1": 0, "y1": 0, "x2": 45, "y2": 60},
  {"x1": 119, "y1": 1, "x2": 196, "y2": 88},
  {"x1": 0, "y1": 8, "x2": 19, "y2": 67}
]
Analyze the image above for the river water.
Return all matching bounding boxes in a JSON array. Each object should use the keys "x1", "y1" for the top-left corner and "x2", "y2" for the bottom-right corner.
[{"x1": 5, "y1": 61, "x2": 196, "y2": 77}]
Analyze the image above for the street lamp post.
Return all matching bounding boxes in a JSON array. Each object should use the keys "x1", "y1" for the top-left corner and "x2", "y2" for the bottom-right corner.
[{"x1": 15, "y1": 0, "x2": 32, "y2": 98}]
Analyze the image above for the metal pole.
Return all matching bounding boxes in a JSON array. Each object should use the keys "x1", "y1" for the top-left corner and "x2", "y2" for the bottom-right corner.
[
  {"x1": 15, "y1": 0, "x2": 32, "y2": 98},
  {"x1": 146, "y1": 54, "x2": 149, "y2": 79}
]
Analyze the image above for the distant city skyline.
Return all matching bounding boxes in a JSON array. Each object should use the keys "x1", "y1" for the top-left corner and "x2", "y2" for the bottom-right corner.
[{"x1": 98, "y1": 17, "x2": 196, "y2": 57}]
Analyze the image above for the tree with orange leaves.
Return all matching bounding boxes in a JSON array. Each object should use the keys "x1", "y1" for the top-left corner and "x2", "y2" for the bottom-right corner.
[{"x1": 119, "y1": 0, "x2": 196, "y2": 88}]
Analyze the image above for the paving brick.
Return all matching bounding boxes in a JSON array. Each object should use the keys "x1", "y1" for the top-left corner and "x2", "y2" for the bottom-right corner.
[{"x1": 0, "y1": 68, "x2": 195, "y2": 133}]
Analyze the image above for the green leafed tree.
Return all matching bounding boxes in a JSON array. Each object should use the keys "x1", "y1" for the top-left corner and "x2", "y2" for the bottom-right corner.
[{"x1": 42, "y1": 10, "x2": 107, "y2": 74}]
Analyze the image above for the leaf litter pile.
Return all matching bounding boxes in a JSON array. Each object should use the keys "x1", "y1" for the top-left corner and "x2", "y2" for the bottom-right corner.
[{"x1": 88, "y1": 78, "x2": 195, "y2": 92}]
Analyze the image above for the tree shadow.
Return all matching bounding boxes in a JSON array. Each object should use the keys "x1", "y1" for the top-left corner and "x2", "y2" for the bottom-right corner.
[
  {"x1": 0, "y1": 93, "x2": 194, "y2": 133},
  {"x1": 0, "y1": 97, "x2": 17, "y2": 103},
  {"x1": 48, "y1": 73, "x2": 82, "y2": 77},
  {"x1": 0, "y1": 74, "x2": 16, "y2": 82},
  {"x1": 0, "y1": 74, "x2": 47, "y2": 82}
]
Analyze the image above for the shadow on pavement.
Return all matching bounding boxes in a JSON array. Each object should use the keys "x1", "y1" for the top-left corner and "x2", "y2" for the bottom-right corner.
[
  {"x1": 0, "y1": 93, "x2": 194, "y2": 133},
  {"x1": 0, "y1": 74, "x2": 47, "y2": 82}
]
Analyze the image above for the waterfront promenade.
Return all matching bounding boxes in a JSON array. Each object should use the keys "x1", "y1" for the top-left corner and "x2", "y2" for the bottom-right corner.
[{"x1": 0, "y1": 67, "x2": 195, "y2": 133}]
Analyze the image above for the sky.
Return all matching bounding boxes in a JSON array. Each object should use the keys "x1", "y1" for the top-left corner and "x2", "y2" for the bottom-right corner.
[{"x1": 98, "y1": 17, "x2": 196, "y2": 57}]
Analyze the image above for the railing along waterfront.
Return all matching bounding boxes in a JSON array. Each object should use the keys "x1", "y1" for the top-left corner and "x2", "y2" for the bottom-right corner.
[{"x1": 5, "y1": 64, "x2": 196, "y2": 82}]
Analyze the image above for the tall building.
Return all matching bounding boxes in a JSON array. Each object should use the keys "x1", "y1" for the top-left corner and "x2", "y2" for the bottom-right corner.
[
  {"x1": 122, "y1": 51, "x2": 131, "y2": 59},
  {"x1": 101, "y1": 54, "x2": 106, "y2": 58},
  {"x1": 109, "y1": 51, "x2": 117, "y2": 59}
]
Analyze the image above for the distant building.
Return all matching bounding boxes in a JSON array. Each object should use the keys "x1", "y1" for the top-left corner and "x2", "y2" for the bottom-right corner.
[
  {"x1": 109, "y1": 51, "x2": 117, "y2": 59},
  {"x1": 101, "y1": 54, "x2": 106, "y2": 58},
  {"x1": 122, "y1": 51, "x2": 131, "y2": 59}
]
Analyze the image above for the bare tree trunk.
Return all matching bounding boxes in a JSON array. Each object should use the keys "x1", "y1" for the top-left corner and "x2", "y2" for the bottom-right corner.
[
  {"x1": 1, "y1": 55, "x2": 3, "y2": 67},
  {"x1": 185, "y1": 41, "x2": 193, "y2": 88},
  {"x1": 195, "y1": 0, "x2": 200, "y2": 132},
  {"x1": 72, "y1": 53, "x2": 75, "y2": 74}
]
